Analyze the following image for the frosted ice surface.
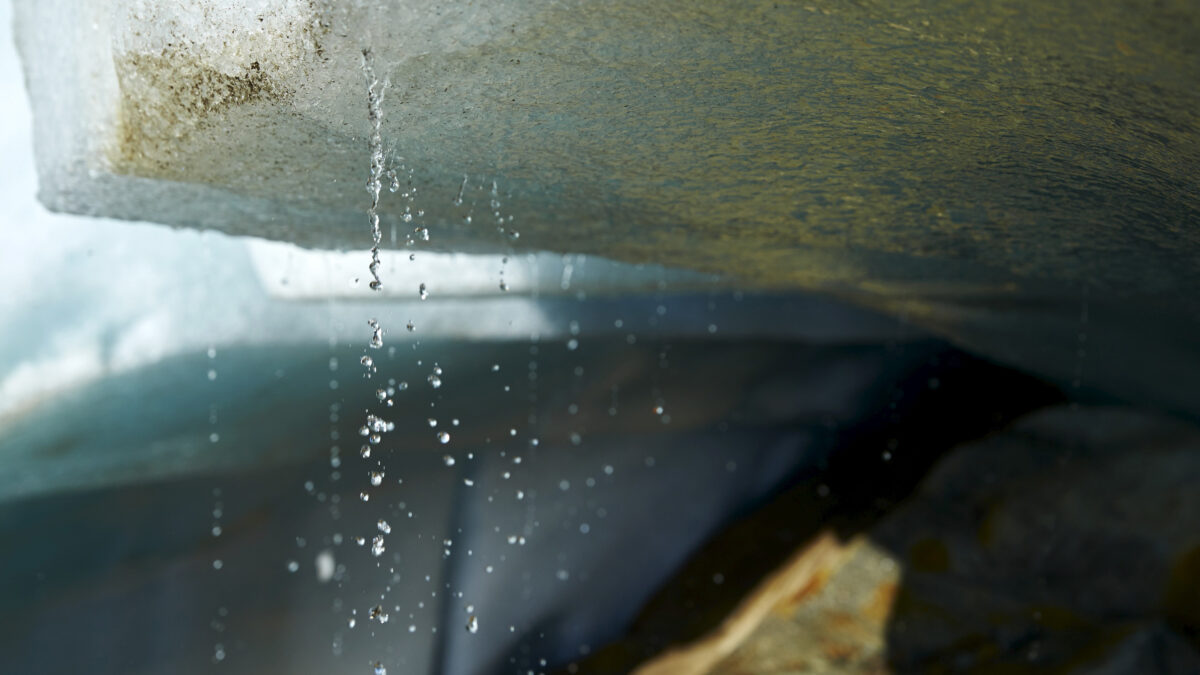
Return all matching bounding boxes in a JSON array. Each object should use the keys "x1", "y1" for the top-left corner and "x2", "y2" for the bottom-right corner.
[{"x1": 10, "y1": 0, "x2": 608, "y2": 251}]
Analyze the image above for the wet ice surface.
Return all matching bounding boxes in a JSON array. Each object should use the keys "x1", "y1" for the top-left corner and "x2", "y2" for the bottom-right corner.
[{"x1": 11, "y1": 0, "x2": 1200, "y2": 422}]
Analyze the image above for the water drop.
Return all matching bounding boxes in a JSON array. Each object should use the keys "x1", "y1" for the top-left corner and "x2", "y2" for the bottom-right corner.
[
  {"x1": 428, "y1": 374, "x2": 442, "y2": 389},
  {"x1": 366, "y1": 414, "x2": 392, "y2": 433},
  {"x1": 443, "y1": 455, "x2": 456, "y2": 467},
  {"x1": 377, "y1": 519, "x2": 391, "y2": 534},
  {"x1": 438, "y1": 431, "x2": 451, "y2": 444},
  {"x1": 371, "y1": 536, "x2": 386, "y2": 557},
  {"x1": 368, "y1": 319, "x2": 384, "y2": 349},
  {"x1": 369, "y1": 471, "x2": 384, "y2": 486},
  {"x1": 466, "y1": 615, "x2": 479, "y2": 634},
  {"x1": 287, "y1": 560, "x2": 300, "y2": 573},
  {"x1": 418, "y1": 283, "x2": 428, "y2": 300}
]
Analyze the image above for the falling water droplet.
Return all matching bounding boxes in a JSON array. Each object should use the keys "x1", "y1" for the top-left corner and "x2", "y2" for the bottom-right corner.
[
  {"x1": 438, "y1": 431, "x2": 451, "y2": 444},
  {"x1": 362, "y1": 48, "x2": 386, "y2": 292},
  {"x1": 466, "y1": 615, "x2": 479, "y2": 634},
  {"x1": 377, "y1": 519, "x2": 391, "y2": 534},
  {"x1": 369, "y1": 471, "x2": 384, "y2": 486},
  {"x1": 367, "y1": 414, "x2": 394, "y2": 433},
  {"x1": 371, "y1": 536, "x2": 386, "y2": 557},
  {"x1": 368, "y1": 319, "x2": 384, "y2": 349}
]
